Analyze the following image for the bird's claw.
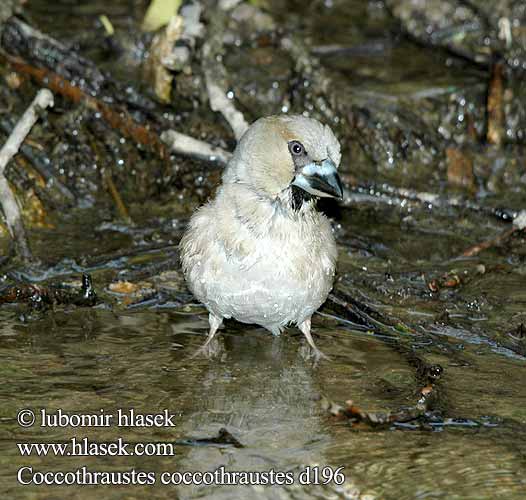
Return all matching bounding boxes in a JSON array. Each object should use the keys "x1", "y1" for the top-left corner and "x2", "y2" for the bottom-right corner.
[
  {"x1": 300, "y1": 343, "x2": 331, "y2": 365},
  {"x1": 191, "y1": 338, "x2": 223, "y2": 359},
  {"x1": 310, "y1": 348, "x2": 331, "y2": 365}
]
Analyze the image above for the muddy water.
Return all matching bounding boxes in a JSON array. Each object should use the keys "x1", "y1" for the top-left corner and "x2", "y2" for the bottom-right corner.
[{"x1": 1, "y1": 0, "x2": 526, "y2": 499}]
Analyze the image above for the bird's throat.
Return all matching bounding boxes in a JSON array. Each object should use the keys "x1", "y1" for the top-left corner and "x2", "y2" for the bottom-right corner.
[{"x1": 290, "y1": 185, "x2": 313, "y2": 211}]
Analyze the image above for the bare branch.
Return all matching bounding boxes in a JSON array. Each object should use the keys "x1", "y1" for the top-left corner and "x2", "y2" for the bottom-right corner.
[
  {"x1": 201, "y1": 4, "x2": 249, "y2": 140},
  {"x1": 203, "y1": 58, "x2": 249, "y2": 141},
  {"x1": 0, "y1": 89, "x2": 54, "y2": 262},
  {"x1": 0, "y1": 89, "x2": 54, "y2": 175},
  {"x1": 161, "y1": 130, "x2": 232, "y2": 166}
]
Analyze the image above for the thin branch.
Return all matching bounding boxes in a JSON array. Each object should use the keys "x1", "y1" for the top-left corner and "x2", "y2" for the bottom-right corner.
[
  {"x1": 486, "y1": 60, "x2": 505, "y2": 146},
  {"x1": 201, "y1": 3, "x2": 249, "y2": 140},
  {"x1": 203, "y1": 59, "x2": 249, "y2": 141},
  {"x1": 462, "y1": 209, "x2": 526, "y2": 257},
  {"x1": 0, "y1": 89, "x2": 54, "y2": 262},
  {"x1": 103, "y1": 170, "x2": 133, "y2": 224},
  {"x1": 4, "y1": 55, "x2": 170, "y2": 162},
  {"x1": 0, "y1": 89, "x2": 54, "y2": 175},
  {"x1": 462, "y1": 227, "x2": 516, "y2": 257},
  {"x1": 161, "y1": 130, "x2": 232, "y2": 165},
  {"x1": 0, "y1": 117, "x2": 75, "y2": 203},
  {"x1": 343, "y1": 182, "x2": 517, "y2": 222},
  {"x1": 0, "y1": 176, "x2": 29, "y2": 258}
]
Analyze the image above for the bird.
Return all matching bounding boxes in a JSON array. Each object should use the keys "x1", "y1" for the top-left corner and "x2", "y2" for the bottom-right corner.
[{"x1": 180, "y1": 114, "x2": 343, "y2": 361}]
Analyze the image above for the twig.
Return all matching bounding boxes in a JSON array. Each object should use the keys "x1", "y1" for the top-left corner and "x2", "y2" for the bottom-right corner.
[
  {"x1": 486, "y1": 60, "x2": 505, "y2": 146},
  {"x1": 203, "y1": 58, "x2": 249, "y2": 140},
  {"x1": 117, "y1": 252, "x2": 180, "y2": 282},
  {"x1": 0, "y1": 89, "x2": 54, "y2": 262},
  {"x1": 103, "y1": 170, "x2": 132, "y2": 224},
  {"x1": 201, "y1": 3, "x2": 249, "y2": 140},
  {"x1": 5, "y1": 55, "x2": 170, "y2": 161},
  {"x1": 345, "y1": 183, "x2": 523, "y2": 258},
  {"x1": 462, "y1": 227, "x2": 517, "y2": 257},
  {"x1": 2, "y1": 17, "x2": 159, "y2": 121},
  {"x1": 174, "y1": 427, "x2": 243, "y2": 448},
  {"x1": 0, "y1": 177, "x2": 29, "y2": 259},
  {"x1": 161, "y1": 129, "x2": 231, "y2": 165},
  {"x1": 311, "y1": 39, "x2": 394, "y2": 57},
  {"x1": 319, "y1": 364, "x2": 491, "y2": 431},
  {"x1": 1, "y1": 18, "x2": 169, "y2": 163},
  {"x1": 462, "y1": 209, "x2": 526, "y2": 257},
  {"x1": 280, "y1": 34, "x2": 339, "y2": 123},
  {"x1": 0, "y1": 89, "x2": 54, "y2": 175},
  {"x1": 0, "y1": 117, "x2": 75, "y2": 203},
  {"x1": 89, "y1": 137, "x2": 133, "y2": 224},
  {"x1": 160, "y1": 3, "x2": 242, "y2": 165},
  {"x1": 344, "y1": 182, "x2": 517, "y2": 222}
]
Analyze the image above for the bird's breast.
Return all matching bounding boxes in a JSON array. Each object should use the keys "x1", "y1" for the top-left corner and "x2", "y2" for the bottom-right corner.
[{"x1": 181, "y1": 203, "x2": 337, "y2": 330}]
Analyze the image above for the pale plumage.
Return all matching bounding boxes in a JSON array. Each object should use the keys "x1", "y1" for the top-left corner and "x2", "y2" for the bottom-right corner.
[{"x1": 180, "y1": 115, "x2": 342, "y2": 360}]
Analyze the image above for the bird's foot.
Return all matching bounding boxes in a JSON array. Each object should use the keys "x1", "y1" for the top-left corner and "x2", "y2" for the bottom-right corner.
[
  {"x1": 191, "y1": 338, "x2": 223, "y2": 359},
  {"x1": 300, "y1": 343, "x2": 331, "y2": 365}
]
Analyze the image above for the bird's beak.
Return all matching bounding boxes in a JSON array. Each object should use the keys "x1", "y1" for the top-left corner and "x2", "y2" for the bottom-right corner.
[{"x1": 291, "y1": 159, "x2": 343, "y2": 199}]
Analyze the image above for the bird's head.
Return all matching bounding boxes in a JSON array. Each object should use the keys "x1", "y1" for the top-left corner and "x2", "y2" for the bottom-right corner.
[{"x1": 223, "y1": 115, "x2": 343, "y2": 206}]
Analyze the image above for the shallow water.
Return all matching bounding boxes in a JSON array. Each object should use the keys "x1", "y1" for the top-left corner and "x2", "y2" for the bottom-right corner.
[
  {"x1": 1, "y1": 302, "x2": 525, "y2": 499},
  {"x1": 1, "y1": 0, "x2": 526, "y2": 499}
]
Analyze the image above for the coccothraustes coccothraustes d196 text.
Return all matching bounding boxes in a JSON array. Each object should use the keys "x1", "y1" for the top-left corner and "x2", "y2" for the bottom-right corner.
[{"x1": 180, "y1": 114, "x2": 343, "y2": 361}]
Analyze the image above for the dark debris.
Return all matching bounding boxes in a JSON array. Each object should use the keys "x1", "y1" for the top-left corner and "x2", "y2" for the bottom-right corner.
[{"x1": 0, "y1": 272, "x2": 97, "y2": 309}]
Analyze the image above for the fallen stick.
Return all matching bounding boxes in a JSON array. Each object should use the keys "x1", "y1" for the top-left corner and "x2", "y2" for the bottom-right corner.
[
  {"x1": 344, "y1": 182, "x2": 517, "y2": 222},
  {"x1": 0, "y1": 88, "x2": 54, "y2": 262},
  {"x1": 5, "y1": 13, "x2": 519, "y2": 238},
  {"x1": 486, "y1": 60, "x2": 505, "y2": 146},
  {"x1": 462, "y1": 209, "x2": 526, "y2": 257},
  {"x1": 7, "y1": 50, "x2": 228, "y2": 171},
  {"x1": 0, "y1": 117, "x2": 75, "y2": 203},
  {"x1": 162, "y1": 130, "x2": 522, "y2": 234},
  {"x1": 201, "y1": 3, "x2": 249, "y2": 140},
  {"x1": 204, "y1": 62, "x2": 249, "y2": 140},
  {"x1": 89, "y1": 138, "x2": 133, "y2": 224},
  {"x1": 1, "y1": 17, "x2": 170, "y2": 164},
  {"x1": 2, "y1": 17, "x2": 159, "y2": 121},
  {"x1": 103, "y1": 171, "x2": 133, "y2": 224},
  {"x1": 462, "y1": 227, "x2": 517, "y2": 257},
  {"x1": 161, "y1": 129, "x2": 232, "y2": 165},
  {"x1": 5, "y1": 55, "x2": 170, "y2": 161}
]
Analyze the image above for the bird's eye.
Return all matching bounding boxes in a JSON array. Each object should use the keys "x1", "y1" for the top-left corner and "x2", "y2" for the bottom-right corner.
[{"x1": 289, "y1": 141, "x2": 305, "y2": 156}]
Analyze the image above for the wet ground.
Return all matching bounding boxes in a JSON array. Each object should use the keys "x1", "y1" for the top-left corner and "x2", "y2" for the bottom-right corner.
[{"x1": 0, "y1": 1, "x2": 525, "y2": 499}]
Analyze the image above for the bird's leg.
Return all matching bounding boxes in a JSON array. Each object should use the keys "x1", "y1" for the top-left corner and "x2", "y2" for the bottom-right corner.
[
  {"x1": 298, "y1": 317, "x2": 330, "y2": 363},
  {"x1": 193, "y1": 313, "x2": 223, "y2": 358}
]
